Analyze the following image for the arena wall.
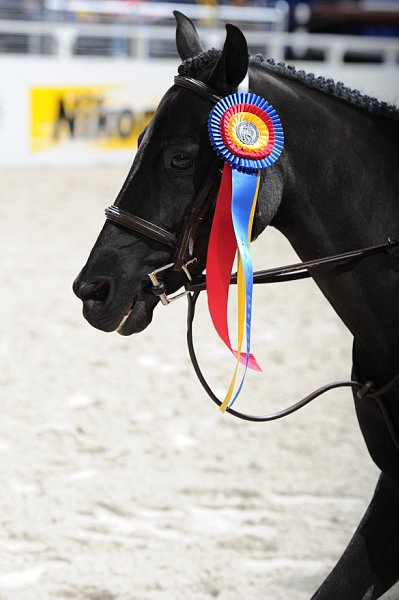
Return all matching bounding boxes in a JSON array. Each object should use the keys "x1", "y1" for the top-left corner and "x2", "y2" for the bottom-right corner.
[
  {"x1": 1, "y1": 55, "x2": 397, "y2": 167},
  {"x1": 0, "y1": 57, "x2": 177, "y2": 167}
]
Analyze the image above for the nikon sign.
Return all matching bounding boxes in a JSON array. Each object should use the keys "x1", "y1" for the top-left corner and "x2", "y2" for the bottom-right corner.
[
  {"x1": 31, "y1": 85, "x2": 153, "y2": 153},
  {"x1": 0, "y1": 57, "x2": 177, "y2": 166}
]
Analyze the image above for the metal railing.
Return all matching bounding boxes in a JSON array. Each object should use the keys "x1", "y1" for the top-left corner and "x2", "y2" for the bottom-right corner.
[
  {"x1": 0, "y1": 1, "x2": 290, "y2": 27},
  {"x1": 0, "y1": 1, "x2": 398, "y2": 65},
  {"x1": 0, "y1": 1, "x2": 290, "y2": 57},
  {"x1": 0, "y1": 17, "x2": 398, "y2": 65}
]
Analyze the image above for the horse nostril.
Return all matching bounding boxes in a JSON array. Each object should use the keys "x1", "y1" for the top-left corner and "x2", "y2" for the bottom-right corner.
[{"x1": 79, "y1": 281, "x2": 111, "y2": 303}]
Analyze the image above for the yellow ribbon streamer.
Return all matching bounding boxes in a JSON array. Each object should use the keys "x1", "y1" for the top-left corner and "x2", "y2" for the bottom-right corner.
[{"x1": 220, "y1": 171, "x2": 261, "y2": 412}]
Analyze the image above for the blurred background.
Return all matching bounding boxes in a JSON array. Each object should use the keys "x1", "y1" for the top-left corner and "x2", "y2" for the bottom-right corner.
[
  {"x1": 1, "y1": 3, "x2": 399, "y2": 599},
  {"x1": 0, "y1": 0, "x2": 398, "y2": 167}
]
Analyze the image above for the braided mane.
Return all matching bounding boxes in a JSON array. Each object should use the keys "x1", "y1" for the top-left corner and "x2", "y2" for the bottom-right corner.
[{"x1": 178, "y1": 49, "x2": 399, "y2": 122}]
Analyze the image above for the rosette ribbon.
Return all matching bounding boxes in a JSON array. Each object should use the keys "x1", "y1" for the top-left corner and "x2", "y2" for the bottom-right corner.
[{"x1": 206, "y1": 92, "x2": 284, "y2": 412}]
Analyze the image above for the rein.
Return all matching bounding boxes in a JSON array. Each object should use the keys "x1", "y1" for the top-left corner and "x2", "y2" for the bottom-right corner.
[
  {"x1": 186, "y1": 238, "x2": 399, "y2": 290},
  {"x1": 184, "y1": 237, "x2": 399, "y2": 445},
  {"x1": 104, "y1": 74, "x2": 399, "y2": 447}
]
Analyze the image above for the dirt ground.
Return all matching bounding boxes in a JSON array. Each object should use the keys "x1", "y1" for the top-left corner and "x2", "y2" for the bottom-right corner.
[{"x1": 0, "y1": 166, "x2": 397, "y2": 600}]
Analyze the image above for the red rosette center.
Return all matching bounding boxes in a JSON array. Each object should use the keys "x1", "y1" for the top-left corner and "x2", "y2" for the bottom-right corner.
[{"x1": 220, "y1": 103, "x2": 276, "y2": 160}]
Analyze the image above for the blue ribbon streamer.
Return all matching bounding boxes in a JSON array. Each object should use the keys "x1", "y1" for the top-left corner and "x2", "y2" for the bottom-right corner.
[{"x1": 228, "y1": 168, "x2": 259, "y2": 407}]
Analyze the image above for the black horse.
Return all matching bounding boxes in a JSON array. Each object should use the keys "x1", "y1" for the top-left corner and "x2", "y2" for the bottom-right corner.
[{"x1": 73, "y1": 12, "x2": 399, "y2": 599}]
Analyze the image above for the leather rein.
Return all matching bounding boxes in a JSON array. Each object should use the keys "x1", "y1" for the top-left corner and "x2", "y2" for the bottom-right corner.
[{"x1": 105, "y1": 75, "x2": 399, "y2": 446}]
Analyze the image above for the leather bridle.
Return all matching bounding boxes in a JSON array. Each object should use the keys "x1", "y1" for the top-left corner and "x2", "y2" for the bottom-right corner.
[
  {"x1": 105, "y1": 76, "x2": 224, "y2": 290},
  {"x1": 104, "y1": 74, "x2": 399, "y2": 446}
]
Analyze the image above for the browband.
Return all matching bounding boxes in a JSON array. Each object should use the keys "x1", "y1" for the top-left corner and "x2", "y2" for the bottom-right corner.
[{"x1": 174, "y1": 76, "x2": 222, "y2": 104}]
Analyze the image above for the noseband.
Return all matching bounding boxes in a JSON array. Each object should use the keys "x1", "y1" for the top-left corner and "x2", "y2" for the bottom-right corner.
[{"x1": 104, "y1": 75, "x2": 399, "y2": 444}]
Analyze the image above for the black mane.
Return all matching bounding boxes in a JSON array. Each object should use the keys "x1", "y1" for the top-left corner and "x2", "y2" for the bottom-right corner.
[{"x1": 178, "y1": 49, "x2": 399, "y2": 122}]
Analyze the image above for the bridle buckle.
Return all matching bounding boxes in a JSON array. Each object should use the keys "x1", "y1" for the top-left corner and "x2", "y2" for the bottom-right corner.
[
  {"x1": 148, "y1": 261, "x2": 195, "y2": 306},
  {"x1": 181, "y1": 258, "x2": 197, "y2": 281}
]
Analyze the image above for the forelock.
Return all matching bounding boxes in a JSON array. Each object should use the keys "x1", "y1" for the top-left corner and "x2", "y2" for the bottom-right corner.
[{"x1": 178, "y1": 49, "x2": 221, "y2": 78}]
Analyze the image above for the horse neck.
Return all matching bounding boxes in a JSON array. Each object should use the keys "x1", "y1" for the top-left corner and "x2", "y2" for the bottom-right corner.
[{"x1": 253, "y1": 67, "x2": 399, "y2": 382}]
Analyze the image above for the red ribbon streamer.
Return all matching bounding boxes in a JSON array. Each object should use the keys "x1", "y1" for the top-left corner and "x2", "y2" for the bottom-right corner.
[{"x1": 206, "y1": 163, "x2": 261, "y2": 372}]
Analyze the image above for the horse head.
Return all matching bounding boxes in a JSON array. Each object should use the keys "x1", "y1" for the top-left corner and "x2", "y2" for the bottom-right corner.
[{"x1": 73, "y1": 12, "x2": 284, "y2": 335}]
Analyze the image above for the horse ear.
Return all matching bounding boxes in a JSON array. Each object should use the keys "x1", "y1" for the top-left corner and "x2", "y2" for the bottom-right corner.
[
  {"x1": 174, "y1": 11, "x2": 204, "y2": 61},
  {"x1": 207, "y1": 24, "x2": 248, "y2": 94}
]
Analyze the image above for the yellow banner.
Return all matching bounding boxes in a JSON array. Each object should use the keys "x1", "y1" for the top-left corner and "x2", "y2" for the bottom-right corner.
[{"x1": 30, "y1": 85, "x2": 154, "y2": 153}]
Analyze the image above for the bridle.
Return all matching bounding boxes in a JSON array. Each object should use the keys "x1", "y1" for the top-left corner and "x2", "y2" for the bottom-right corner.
[
  {"x1": 105, "y1": 76, "x2": 225, "y2": 293},
  {"x1": 105, "y1": 74, "x2": 399, "y2": 449}
]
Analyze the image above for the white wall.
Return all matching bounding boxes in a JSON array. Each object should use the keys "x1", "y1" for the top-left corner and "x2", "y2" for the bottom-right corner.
[
  {"x1": 0, "y1": 55, "x2": 397, "y2": 167},
  {"x1": 0, "y1": 57, "x2": 178, "y2": 167}
]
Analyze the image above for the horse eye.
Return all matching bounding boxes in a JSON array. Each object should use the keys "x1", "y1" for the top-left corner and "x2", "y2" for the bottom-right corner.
[{"x1": 170, "y1": 154, "x2": 193, "y2": 170}]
